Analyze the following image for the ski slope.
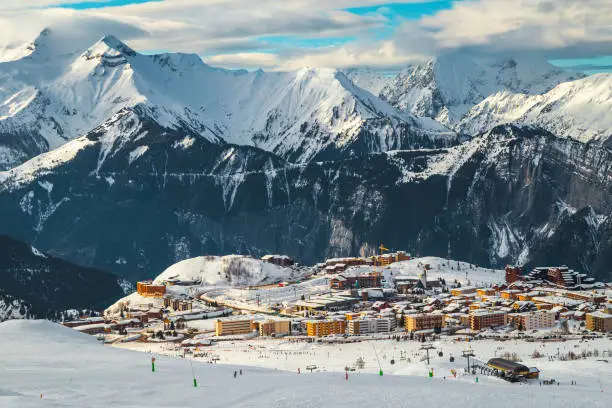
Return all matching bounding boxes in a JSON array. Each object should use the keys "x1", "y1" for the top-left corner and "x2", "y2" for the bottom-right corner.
[
  {"x1": 153, "y1": 255, "x2": 307, "y2": 288},
  {"x1": 348, "y1": 256, "x2": 505, "y2": 286},
  {"x1": 390, "y1": 257, "x2": 505, "y2": 285},
  {"x1": 0, "y1": 320, "x2": 610, "y2": 408}
]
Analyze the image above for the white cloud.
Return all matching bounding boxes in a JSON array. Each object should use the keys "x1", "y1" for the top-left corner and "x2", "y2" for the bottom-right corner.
[
  {"x1": 205, "y1": 52, "x2": 281, "y2": 69},
  {"x1": 0, "y1": 8, "x2": 148, "y2": 49},
  {"x1": 0, "y1": 0, "x2": 609, "y2": 70},
  {"x1": 418, "y1": 0, "x2": 612, "y2": 58}
]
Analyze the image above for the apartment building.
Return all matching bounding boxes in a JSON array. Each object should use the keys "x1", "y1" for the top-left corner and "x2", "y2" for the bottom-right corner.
[
  {"x1": 306, "y1": 320, "x2": 347, "y2": 337},
  {"x1": 510, "y1": 310, "x2": 556, "y2": 330},
  {"x1": 469, "y1": 310, "x2": 508, "y2": 330},
  {"x1": 404, "y1": 313, "x2": 444, "y2": 332},
  {"x1": 257, "y1": 320, "x2": 292, "y2": 337},
  {"x1": 136, "y1": 281, "x2": 166, "y2": 297},
  {"x1": 215, "y1": 319, "x2": 254, "y2": 336},
  {"x1": 451, "y1": 287, "x2": 477, "y2": 296},
  {"x1": 347, "y1": 318, "x2": 396, "y2": 335},
  {"x1": 586, "y1": 311, "x2": 612, "y2": 333}
]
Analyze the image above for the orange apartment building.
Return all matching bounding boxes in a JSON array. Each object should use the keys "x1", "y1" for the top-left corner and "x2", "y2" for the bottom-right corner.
[
  {"x1": 476, "y1": 288, "x2": 497, "y2": 298},
  {"x1": 586, "y1": 311, "x2": 612, "y2": 333},
  {"x1": 404, "y1": 313, "x2": 444, "y2": 332},
  {"x1": 136, "y1": 281, "x2": 166, "y2": 297},
  {"x1": 330, "y1": 272, "x2": 382, "y2": 290},
  {"x1": 451, "y1": 287, "x2": 477, "y2": 296},
  {"x1": 500, "y1": 290, "x2": 521, "y2": 300},
  {"x1": 306, "y1": 320, "x2": 347, "y2": 336},
  {"x1": 370, "y1": 251, "x2": 411, "y2": 266},
  {"x1": 469, "y1": 310, "x2": 508, "y2": 330}
]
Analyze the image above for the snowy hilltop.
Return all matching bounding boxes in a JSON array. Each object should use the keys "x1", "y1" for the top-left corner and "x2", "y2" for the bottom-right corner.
[{"x1": 154, "y1": 255, "x2": 307, "y2": 288}]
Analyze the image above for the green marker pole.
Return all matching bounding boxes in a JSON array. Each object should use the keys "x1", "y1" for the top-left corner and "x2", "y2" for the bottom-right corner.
[
  {"x1": 190, "y1": 360, "x2": 197, "y2": 387},
  {"x1": 151, "y1": 357, "x2": 156, "y2": 372},
  {"x1": 379, "y1": 369, "x2": 383, "y2": 377}
]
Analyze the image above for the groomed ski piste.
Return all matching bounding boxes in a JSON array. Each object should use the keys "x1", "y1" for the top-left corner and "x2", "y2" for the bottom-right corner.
[{"x1": 0, "y1": 320, "x2": 610, "y2": 408}]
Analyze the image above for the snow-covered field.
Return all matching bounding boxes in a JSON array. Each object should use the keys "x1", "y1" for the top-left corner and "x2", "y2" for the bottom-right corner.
[
  {"x1": 1, "y1": 320, "x2": 610, "y2": 408},
  {"x1": 371, "y1": 256, "x2": 505, "y2": 286},
  {"x1": 118, "y1": 333, "x2": 612, "y2": 383}
]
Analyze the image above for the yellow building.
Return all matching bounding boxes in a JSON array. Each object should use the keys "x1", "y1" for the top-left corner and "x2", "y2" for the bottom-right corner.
[
  {"x1": 500, "y1": 290, "x2": 521, "y2": 300},
  {"x1": 215, "y1": 319, "x2": 253, "y2": 336},
  {"x1": 476, "y1": 288, "x2": 497, "y2": 298},
  {"x1": 451, "y1": 287, "x2": 476, "y2": 296},
  {"x1": 258, "y1": 320, "x2": 291, "y2": 337},
  {"x1": 306, "y1": 320, "x2": 347, "y2": 336},
  {"x1": 586, "y1": 311, "x2": 612, "y2": 332},
  {"x1": 404, "y1": 314, "x2": 444, "y2": 332},
  {"x1": 136, "y1": 281, "x2": 166, "y2": 297}
]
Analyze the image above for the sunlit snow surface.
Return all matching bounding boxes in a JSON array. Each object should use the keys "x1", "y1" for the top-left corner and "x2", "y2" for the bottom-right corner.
[{"x1": 0, "y1": 320, "x2": 610, "y2": 408}]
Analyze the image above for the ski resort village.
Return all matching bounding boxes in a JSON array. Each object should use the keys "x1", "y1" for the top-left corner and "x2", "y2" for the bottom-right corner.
[{"x1": 37, "y1": 250, "x2": 609, "y2": 395}]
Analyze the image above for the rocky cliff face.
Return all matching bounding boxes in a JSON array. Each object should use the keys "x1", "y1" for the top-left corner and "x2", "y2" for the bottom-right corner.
[
  {"x1": 441, "y1": 125, "x2": 612, "y2": 280},
  {"x1": 0, "y1": 109, "x2": 609, "y2": 281},
  {"x1": 0, "y1": 32, "x2": 610, "y2": 283}
]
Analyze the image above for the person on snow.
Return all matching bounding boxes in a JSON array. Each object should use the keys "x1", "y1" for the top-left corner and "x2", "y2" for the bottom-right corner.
[
  {"x1": 240, "y1": 369, "x2": 243, "y2": 375},
  {"x1": 234, "y1": 371, "x2": 237, "y2": 378}
]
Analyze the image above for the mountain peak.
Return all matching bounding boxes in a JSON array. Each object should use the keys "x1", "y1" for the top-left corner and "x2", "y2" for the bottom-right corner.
[
  {"x1": 24, "y1": 28, "x2": 55, "y2": 56},
  {"x1": 97, "y1": 35, "x2": 137, "y2": 57}
]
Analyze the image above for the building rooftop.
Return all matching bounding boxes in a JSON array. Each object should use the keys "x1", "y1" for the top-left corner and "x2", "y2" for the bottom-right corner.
[{"x1": 589, "y1": 311, "x2": 612, "y2": 319}]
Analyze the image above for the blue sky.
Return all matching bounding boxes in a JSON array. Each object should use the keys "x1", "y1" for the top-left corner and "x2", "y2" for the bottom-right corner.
[
  {"x1": 3, "y1": 0, "x2": 610, "y2": 71},
  {"x1": 57, "y1": 0, "x2": 160, "y2": 9}
]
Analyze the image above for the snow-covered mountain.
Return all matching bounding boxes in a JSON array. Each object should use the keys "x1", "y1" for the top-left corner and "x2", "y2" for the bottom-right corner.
[
  {"x1": 154, "y1": 255, "x2": 306, "y2": 288},
  {"x1": 0, "y1": 29, "x2": 456, "y2": 170},
  {"x1": 460, "y1": 74, "x2": 612, "y2": 144},
  {"x1": 380, "y1": 54, "x2": 584, "y2": 126},
  {"x1": 0, "y1": 109, "x2": 611, "y2": 282},
  {"x1": 1, "y1": 30, "x2": 612, "y2": 285},
  {"x1": 342, "y1": 68, "x2": 395, "y2": 96},
  {"x1": 0, "y1": 234, "x2": 130, "y2": 320}
]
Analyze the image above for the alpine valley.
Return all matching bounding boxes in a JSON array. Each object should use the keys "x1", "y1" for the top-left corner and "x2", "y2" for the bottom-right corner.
[{"x1": 1, "y1": 29, "x2": 611, "y2": 285}]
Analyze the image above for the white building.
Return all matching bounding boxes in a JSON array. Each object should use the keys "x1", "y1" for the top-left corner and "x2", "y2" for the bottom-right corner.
[
  {"x1": 347, "y1": 317, "x2": 396, "y2": 335},
  {"x1": 516, "y1": 310, "x2": 556, "y2": 330}
]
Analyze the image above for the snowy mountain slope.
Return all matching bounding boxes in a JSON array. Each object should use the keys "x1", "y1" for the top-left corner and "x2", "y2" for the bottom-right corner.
[
  {"x1": 3, "y1": 320, "x2": 611, "y2": 408},
  {"x1": 342, "y1": 68, "x2": 395, "y2": 96},
  {"x1": 1, "y1": 105, "x2": 611, "y2": 282},
  {"x1": 0, "y1": 30, "x2": 457, "y2": 170},
  {"x1": 0, "y1": 108, "x2": 454, "y2": 280},
  {"x1": 442, "y1": 124, "x2": 612, "y2": 278},
  {"x1": 153, "y1": 255, "x2": 303, "y2": 288},
  {"x1": 0, "y1": 234, "x2": 130, "y2": 318},
  {"x1": 459, "y1": 74, "x2": 612, "y2": 144},
  {"x1": 385, "y1": 256, "x2": 504, "y2": 286},
  {"x1": 380, "y1": 54, "x2": 584, "y2": 126}
]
